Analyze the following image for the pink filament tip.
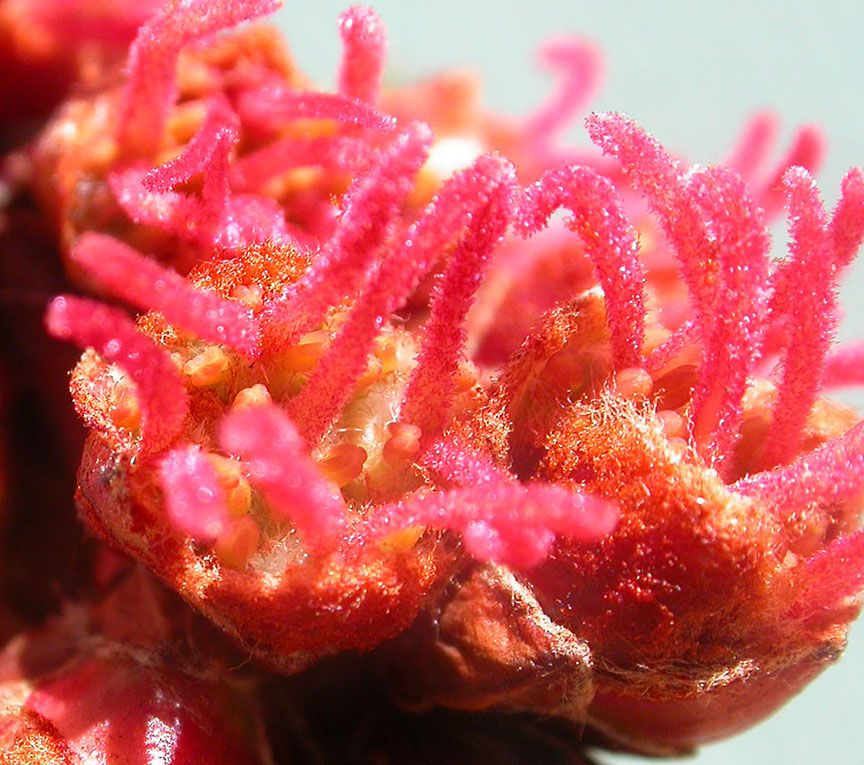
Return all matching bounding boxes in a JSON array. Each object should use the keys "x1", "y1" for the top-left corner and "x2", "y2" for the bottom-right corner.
[
  {"x1": 758, "y1": 124, "x2": 825, "y2": 217},
  {"x1": 338, "y1": 5, "x2": 387, "y2": 104},
  {"x1": 371, "y1": 482, "x2": 617, "y2": 569},
  {"x1": 239, "y1": 88, "x2": 397, "y2": 133},
  {"x1": 823, "y1": 341, "x2": 864, "y2": 388},
  {"x1": 762, "y1": 167, "x2": 835, "y2": 469},
  {"x1": 524, "y1": 37, "x2": 602, "y2": 145},
  {"x1": 585, "y1": 112, "x2": 716, "y2": 327},
  {"x1": 160, "y1": 446, "x2": 231, "y2": 541},
  {"x1": 45, "y1": 295, "x2": 188, "y2": 455},
  {"x1": 516, "y1": 163, "x2": 645, "y2": 369},
  {"x1": 219, "y1": 403, "x2": 347, "y2": 551},
  {"x1": 118, "y1": 0, "x2": 281, "y2": 156},
  {"x1": 71, "y1": 233, "x2": 260, "y2": 358},
  {"x1": 832, "y1": 167, "x2": 864, "y2": 268},
  {"x1": 142, "y1": 96, "x2": 239, "y2": 196},
  {"x1": 723, "y1": 111, "x2": 779, "y2": 181}
]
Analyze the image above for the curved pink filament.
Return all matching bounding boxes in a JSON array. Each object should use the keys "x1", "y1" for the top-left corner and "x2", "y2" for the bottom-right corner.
[
  {"x1": 685, "y1": 166, "x2": 771, "y2": 472},
  {"x1": 71, "y1": 233, "x2": 259, "y2": 358},
  {"x1": 160, "y1": 446, "x2": 231, "y2": 541},
  {"x1": 723, "y1": 111, "x2": 779, "y2": 181},
  {"x1": 735, "y1": 420, "x2": 864, "y2": 524},
  {"x1": 757, "y1": 124, "x2": 825, "y2": 217},
  {"x1": 585, "y1": 113, "x2": 716, "y2": 335},
  {"x1": 219, "y1": 403, "x2": 346, "y2": 551},
  {"x1": 515, "y1": 163, "x2": 645, "y2": 370},
  {"x1": 118, "y1": 0, "x2": 279, "y2": 155},
  {"x1": 524, "y1": 38, "x2": 602, "y2": 146},
  {"x1": 369, "y1": 481, "x2": 617, "y2": 569},
  {"x1": 762, "y1": 168, "x2": 835, "y2": 469},
  {"x1": 45, "y1": 296, "x2": 188, "y2": 455},
  {"x1": 287, "y1": 153, "x2": 514, "y2": 445},
  {"x1": 337, "y1": 5, "x2": 387, "y2": 104},
  {"x1": 260, "y1": 123, "x2": 431, "y2": 357}
]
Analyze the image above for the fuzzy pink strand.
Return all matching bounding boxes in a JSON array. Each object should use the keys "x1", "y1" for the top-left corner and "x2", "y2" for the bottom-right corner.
[
  {"x1": 421, "y1": 437, "x2": 514, "y2": 487},
  {"x1": 643, "y1": 320, "x2": 699, "y2": 374},
  {"x1": 762, "y1": 168, "x2": 836, "y2": 469},
  {"x1": 369, "y1": 482, "x2": 617, "y2": 569},
  {"x1": 260, "y1": 123, "x2": 431, "y2": 355},
  {"x1": 27, "y1": 0, "x2": 164, "y2": 46},
  {"x1": 585, "y1": 113, "x2": 716, "y2": 331},
  {"x1": 71, "y1": 233, "x2": 260, "y2": 358},
  {"x1": 515, "y1": 164, "x2": 645, "y2": 370},
  {"x1": 337, "y1": 5, "x2": 387, "y2": 105},
  {"x1": 734, "y1": 419, "x2": 864, "y2": 522},
  {"x1": 723, "y1": 111, "x2": 779, "y2": 181},
  {"x1": 756, "y1": 124, "x2": 825, "y2": 217},
  {"x1": 118, "y1": 0, "x2": 280, "y2": 155},
  {"x1": 524, "y1": 38, "x2": 602, "y2": 146},
  {"x1": 287, "y1": 153, "x2": 514, "y2": 444},
  {"x1": 113, "y1": 164, "x2": 292, "y2": 250},
  {"x1": 238, "y1": 88, "x2": 397, "y2": 133},
  {"x1": 823, "y1": 341, "x2": 864, "y2": 388},
  {"x1": 219, "y1": 404, "x2": 347, "y2": 551},
  {"x1": 142, "y1": 96, "x2": 239, "y2": 196},
  {"x1": 111, "y1": 98, "x2": 291, "y2": 251},
  {"x1": 160, "y1": 446, "x2": 231, "y2": 541},
  {"x1": 231, "y1": 135, "x2": 373, "y2": 191},
  {"x1": 685, "y1": 166, "x2": 771, "y2": 472},
  {"x1": 398, "y1": 162, "x2": 515, "y2": 438},
  {"x1": 790, "y1": 528, "x2": 864, "y2": 619},
  {"x1": 45, "y1": 296, "x2": 188, "y2": 455},
  {"x1": 831, "y1": 167, "x2": 864, "y2": 267}
]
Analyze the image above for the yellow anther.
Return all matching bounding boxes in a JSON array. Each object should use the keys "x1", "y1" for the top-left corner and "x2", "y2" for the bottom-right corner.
[
  {"x1": 642, "y1": 324, "x2": 672, "y2": 356},
  {"x1": 613, "y1": 367, "x2": 654, "y2": 399},
  {"x1": 83, "y1": 136, "x2": 117, "y2": 171},
  {"x1": 109, "y1": 384, "x2": 141, "y2": 431},
  {"x1": 214, "y1": 516, "x2": 260, "y2": 570},
  {"x1": 374, "y1": 336, "x2": 398, "y2": 375},
  {"x1": 317, "y1": 443, "x2": 367, "y2": 487},
  {"x1": 454, "y1": 362, "x2": 479, "y2": 392},
  {"x1": 230, "y1": 284, "x2": 264, "y2": 312},
  {"x1": 284, "y1": 117, "x2": 338, "y2": 140},
  {"x1": 382, "y1": 422, "x2": 422, "y2": 465},
  {"x1": 232, "y1": 383, "x2": 272, "y2": 411},
  {"x1": 207, "y1": 454, "x2": 252, "y2": 516},
  {"x1": 543, "y1": 347, "x2": 587, "y2": 394},
  {"x1": 378, "y1": 525, "x2": 424, "y2": 555},
  {"x1": 356, "y1": 355, "x2": 382, "y2": 389},
  {"x1": 656, "y1": 409, "x2": 685, "y2": 438},
  {"x1": 277, "y1": 332, "x2": 329, "y2": 374},
  {"x1": 166, "y1": 100, "x2": 208, "y2": 145},
  {"x1": 279, "y1": 167, "x2": 321, "y2": 193},
  {"x1": 667, "y1": 436, "x2": 690, "y2": 459},
  {"x1": 183, "y1": 346, "x2": 230, "y2": 387}
]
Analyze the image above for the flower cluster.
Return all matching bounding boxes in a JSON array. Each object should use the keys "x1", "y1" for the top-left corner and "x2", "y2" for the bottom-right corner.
[{"x1": 1, "y1": 0, "x2": 864, "y2": 761}]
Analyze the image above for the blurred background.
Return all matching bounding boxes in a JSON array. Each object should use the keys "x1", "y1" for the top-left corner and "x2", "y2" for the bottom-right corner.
[{"x1": 275, "y1": 2, "x2": 863, "y2": 763}]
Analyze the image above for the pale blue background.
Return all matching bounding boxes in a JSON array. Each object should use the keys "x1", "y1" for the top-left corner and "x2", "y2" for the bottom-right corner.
[{"x1": 276, "y1": 3, "x2": 864, "y2": 762}]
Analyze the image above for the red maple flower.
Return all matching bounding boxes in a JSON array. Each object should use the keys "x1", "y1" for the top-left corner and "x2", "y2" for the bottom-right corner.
[{"x1": 9, "y1": 0, "x2": 863, "y2": 759}]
